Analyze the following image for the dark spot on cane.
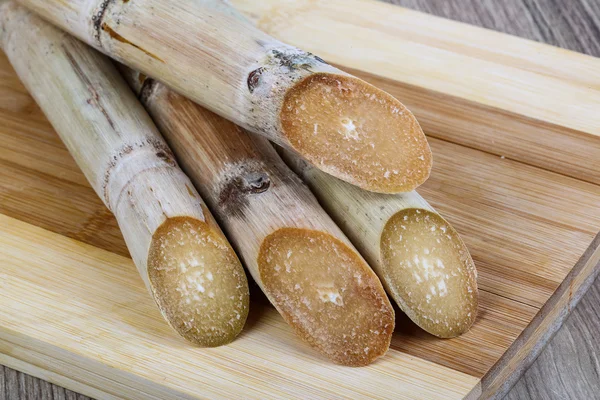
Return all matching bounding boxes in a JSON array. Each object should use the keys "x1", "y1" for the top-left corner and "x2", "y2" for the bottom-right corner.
[
  {"x1": 313, "y1": 55, "x2": 327, "y2": 64},
  {"x1": 247, "y1": 67, "x2": 264, "y2": 93},
  {"x1": 218, "y1": 169, "x2": 271, "y2": 219},
  {"x1": 246, "y1": 173, "x2": 270, "y2": 193}
]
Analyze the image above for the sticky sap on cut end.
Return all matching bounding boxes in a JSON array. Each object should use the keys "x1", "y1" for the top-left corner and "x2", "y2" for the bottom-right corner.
[
  {"x1": 280, "y1": 73, "x2": 432, "y2": 194},
  {"x1": 258, "y1": 228, "x2": 394, "y2": 366},
  {"x1": 148, "y1": 217, "x2": 250, "y2": 347},
  {"x1": 381, "y1": 209, "x2": 478, "y2": 338}
]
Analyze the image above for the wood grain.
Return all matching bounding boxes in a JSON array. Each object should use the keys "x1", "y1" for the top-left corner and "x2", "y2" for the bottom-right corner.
[
  {"x1": 6, "y1": 54, "x2": 599, "y2": 376},
  {"x1": 0, "y1": 54, "x2": 87, "y2": 187},
  {"x1": 0, "y1": 53, "x2": 127, "y2": 257},
  {"x1": 385, "y1": 0, "x2": 600, "y2": 58},
  {"x1": 232, "y1": 0, "x2": 600, "y2": 186},
  {"x1": 1, "y1": 0, "x2": 599, "y2": 398},
  {"x1": 477, "y1": 232, "x2": 600, "y2": 398},
  {"x1": 388, "y1": 2, "x2": 600, "y2": 397},
  {"x1": 15, "y1": 0, "x2": 430, "y2": 194},
  {"x1": 1, "y1": 365, "x2": 88, "y2": 400},
  {"x1": 3, "y1": 33, "x2": 600, "y2": 377},
  {"x1": 342, "y1": 66, "x2": 600, "y2": 186},
  {"x1": 0, "y1": 215, "x2": 479, "y2": 400}
]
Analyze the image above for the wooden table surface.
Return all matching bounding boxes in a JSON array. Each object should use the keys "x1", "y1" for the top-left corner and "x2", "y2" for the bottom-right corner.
[{"x1": 1, "y1": 0, "x2": 599, "y2": 399}]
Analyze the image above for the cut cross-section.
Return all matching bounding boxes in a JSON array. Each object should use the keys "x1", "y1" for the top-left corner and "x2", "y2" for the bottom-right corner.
[
  {"x1": 148, "y1": 217, "x2": 249, "y2": 346},
  {"x1": 281, "y1": 73, "x2": 431, "y2": 193},
  {"x1": 381, "y1": 209, "x2": 478, "y2": 338},
  {"x1": 258, "y1": 228, "x2": 394, "y2": 366}
]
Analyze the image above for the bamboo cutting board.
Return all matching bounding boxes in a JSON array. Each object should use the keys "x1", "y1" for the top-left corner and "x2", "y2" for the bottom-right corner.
[{"x1": 1, "y1": 0, "x2": 600, "y2": 398}]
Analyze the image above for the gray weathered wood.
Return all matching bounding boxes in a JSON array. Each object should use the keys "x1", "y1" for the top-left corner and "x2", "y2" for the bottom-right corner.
[
  {"x1": 2, "y1": 0, "x2": 599, "y2": 399},
  {"x1": 388, "y1": 0, "x2": 600, "y2": 57},
  {"x1": 1, "y1": 364, "x2": 88, "y2": 400},
  {"x1": 504, "y1": 279, "x2": 600, "y2": 400}
]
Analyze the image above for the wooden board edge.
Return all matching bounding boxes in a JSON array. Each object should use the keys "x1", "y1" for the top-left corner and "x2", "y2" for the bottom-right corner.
[
  {"x1": 0, "y1": 351, "x2": 117, "y2": 400},
  {"x1": 0, "y1": 329, "x2": 195, "y2": 400},
  {"x1": 0, "y1": 214, "x2": 479, "y2": 400},
  {"x1": 0, "y1": 332, "x2": 479, "y2": 400},
  {"x1": 467, "y1": 232, "x2": 600, "y2": 399}
]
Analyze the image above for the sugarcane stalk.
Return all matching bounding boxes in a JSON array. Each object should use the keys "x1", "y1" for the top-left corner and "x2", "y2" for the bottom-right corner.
[
  {"x1": 282, "y1": 152, "x2": 479, "y2": 338},
  {"x1": 121, "y1": 67, "x2": 395, "y2": 366},
  {"x1": 15, "y1": 0, "x2": 432, "y2": 194},
  {"x1": 0, "y1": 2, "x2": 249, "y2": 346}
]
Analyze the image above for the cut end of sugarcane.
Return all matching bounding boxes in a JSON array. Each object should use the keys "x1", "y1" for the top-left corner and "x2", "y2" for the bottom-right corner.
[
  {"x1": 381, "y1": 209, "x2": 478, "y2": 338},
  {"x1": 258, "y1": 228, "x2": 394, "y2": 366},
  {"x1": 280, "y1": 73, "x2": 432, "y2": 193},
  {"x1": 148, "y1": 217, "x2": 250, "y2": 347}
]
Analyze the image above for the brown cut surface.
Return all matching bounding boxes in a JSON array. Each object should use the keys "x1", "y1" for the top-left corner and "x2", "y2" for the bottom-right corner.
[
  {"x1": 1, "y1": 51, "x2": 598, "y2": 379},
  {"x1": 281, "y1": 73, "x2": 432, "y2": 193},
  {"x1": 148, "y1": 217, "x2": 249, "y2": 347},
  {"x1": 258, "y1": 228, "x2": 394, "y2": 366},
  {"x1": 341, "y1": 65, "x2": 600, "y2": 187},
  {"x1": 1, "y1": 0, "x2": 600, "y2": 394}
]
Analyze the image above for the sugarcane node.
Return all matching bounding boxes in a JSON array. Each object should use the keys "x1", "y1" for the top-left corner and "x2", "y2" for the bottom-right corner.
[
  {"x1": 102, "y1": 138, "x2": 175, "y2": 206},
  {"x1": 247, "y1": 67, "x2": 264, "y2": 93},
  {"x1": 155, "y1": 151, "x2": 170, "y2": 162},
  {"x1": 218, "y1": 169, "x2": 271, "y2": 216},
  {"x1": 92, "y1": 0, "x2": 112, "y2": 42},
  {"x1": 0, "y1": 3, "x2": 251, "y2": 347},
  {"x1": 244, "y1": 172, "x2": 271, "y2": 193},
  {"x1": 139, "y1": 76, "x2": 157, "y2": 103}
]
